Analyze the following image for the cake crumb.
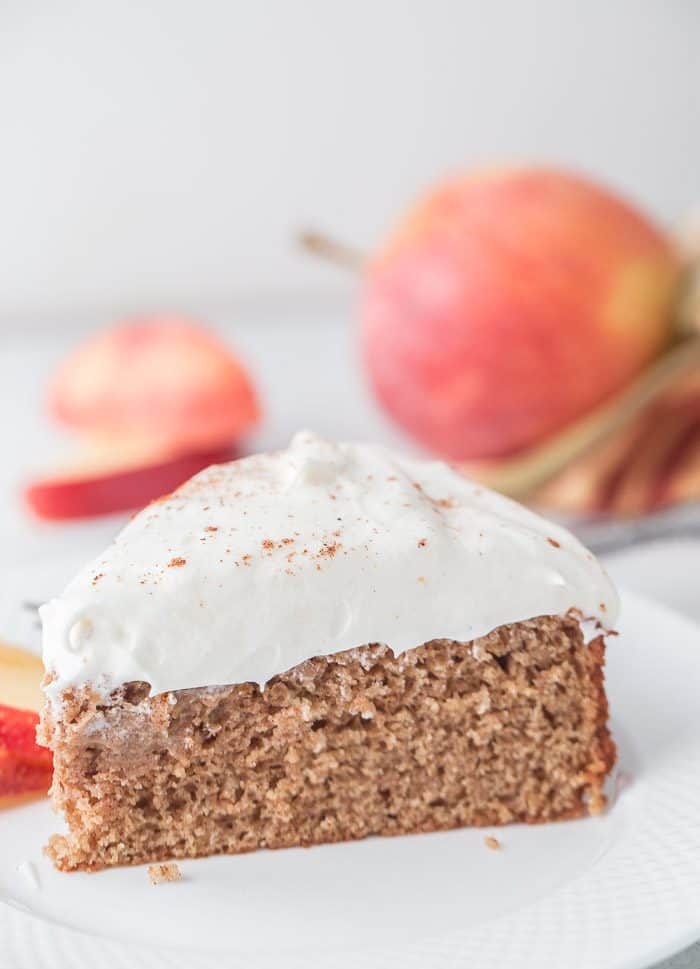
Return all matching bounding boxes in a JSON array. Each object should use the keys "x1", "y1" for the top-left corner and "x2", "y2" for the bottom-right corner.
[
  {"x1": 148, "y1": 862, "x2": 182, "y2": 885},
  {"x1": 484, "y1": 835, "x2": 501, "y2": 851},
  {"x1": 168, "y1": 557, "x2": 187, "y2": 568}
]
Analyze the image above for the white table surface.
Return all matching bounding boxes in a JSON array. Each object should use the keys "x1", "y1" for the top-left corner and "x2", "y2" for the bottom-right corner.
[{"x1": 1, "y1": 314, "x2": 698, "y2": 968}]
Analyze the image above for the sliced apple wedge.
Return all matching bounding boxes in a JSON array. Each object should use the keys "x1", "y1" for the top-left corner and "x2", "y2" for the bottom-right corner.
[
  {"x1": 0, "y1": 645, "x2": 52, "y2": 802},
  {"x1": 0, "y1": 703, "x2": 52, "y2": 800},
  {"x1": 0, "y1": 704, "x2": 49, "y2": 762},
  {"x1": 0, "y1": 750, "x2": 52, "y2": 798},
  {"x1": 25, "y1": 444, "x2": 238, "y2": 520},
  {"x1": 26, "y1": 315, "x2": 260, "y2": 521}
]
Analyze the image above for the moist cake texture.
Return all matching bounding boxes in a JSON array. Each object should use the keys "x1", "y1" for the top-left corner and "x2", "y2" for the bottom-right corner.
[
  {"x1": 41, "y1": 616, "x2": 613, "y2": 871},
  {"x1": 39, "y1": 433, "x2": 618, "y2": 871}
]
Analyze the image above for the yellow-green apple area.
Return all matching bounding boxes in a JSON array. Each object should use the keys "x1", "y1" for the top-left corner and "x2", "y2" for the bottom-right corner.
[{"x1": 360, "y1": 168, "x2": 681, "y2": 460}]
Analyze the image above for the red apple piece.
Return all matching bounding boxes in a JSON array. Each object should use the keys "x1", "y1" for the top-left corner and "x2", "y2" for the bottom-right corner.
[
  {"x1": 0, "y1": 749, "x2": 52, "y2": 797},
  {"x1": 0, "y1": 705, "x2": 50, "y2": 766},
  {"x1": 0, "y1": 650, "x2": 53, "y2": 802},
  {"x1": 25, "y1": 444, "x2": 237, "y2": 520},
  {"x1": 0, "y1": 704, "x2": 52, "y2": 798}
]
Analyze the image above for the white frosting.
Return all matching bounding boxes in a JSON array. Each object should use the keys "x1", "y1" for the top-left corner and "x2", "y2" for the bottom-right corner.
[{"x1": 41, "y1": 432, "x2": 618, "y2": 703}]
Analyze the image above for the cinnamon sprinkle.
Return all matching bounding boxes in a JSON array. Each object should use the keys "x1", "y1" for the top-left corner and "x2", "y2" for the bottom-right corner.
[{"x1": 318, "y1": 542, "x2": 341, "y2": 558}]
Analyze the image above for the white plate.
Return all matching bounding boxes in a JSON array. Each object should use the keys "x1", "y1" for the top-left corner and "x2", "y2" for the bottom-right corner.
[{"x1": 1, "y1": 588, "x2": 699, "y2": 969}]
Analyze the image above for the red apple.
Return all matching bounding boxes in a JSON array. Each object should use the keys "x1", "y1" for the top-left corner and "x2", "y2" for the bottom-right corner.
[
  {"x1": 49, "y1": 316, "x2": 260, "y2": 453},
  {"x1": 360, "y1": 168, "x2": 681, "y2": 460}
]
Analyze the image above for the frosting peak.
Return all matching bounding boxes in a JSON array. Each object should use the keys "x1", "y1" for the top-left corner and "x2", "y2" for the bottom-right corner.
[{"x1": 41, "y1": 432, "x2": 618, "y2": 701}]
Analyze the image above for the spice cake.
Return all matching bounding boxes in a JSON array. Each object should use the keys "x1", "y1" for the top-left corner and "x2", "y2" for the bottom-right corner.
[{"x1": 39, "y1": 432, "x2": 618, "y2": 871}]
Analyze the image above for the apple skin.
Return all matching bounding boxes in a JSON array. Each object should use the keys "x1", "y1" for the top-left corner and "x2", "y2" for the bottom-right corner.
[
  {"x1": 49, "y1": 317, "x2": 260, "y2": 453},
  {"x1": 25, "y1": 445, "x2": 238, "y2": 521},
  {"x1": 360, "y1": 168, "x2": 681, "y2": 460},
  {"x1": 27, "y1": 317, "x2": 257, "y2": 521},
  {"x1": 0, "y1": 704, "x2": 53, "y2": 798}
]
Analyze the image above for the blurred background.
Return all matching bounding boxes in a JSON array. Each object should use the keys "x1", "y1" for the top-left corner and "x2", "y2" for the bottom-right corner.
[
  {"x1": 0, "y1": 0, "x2": 698, "y2": 319},
  {"x1": 0, "y1": 0, "x2": 699, "y2": 634}
]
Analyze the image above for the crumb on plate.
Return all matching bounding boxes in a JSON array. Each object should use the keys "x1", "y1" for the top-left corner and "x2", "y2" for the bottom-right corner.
[
  {"x1": 148, "y1": 862, "x2": 182, "y2": 885},
  {"x1": 484, "y1": 835, "x2": 501, "y2": 850}
]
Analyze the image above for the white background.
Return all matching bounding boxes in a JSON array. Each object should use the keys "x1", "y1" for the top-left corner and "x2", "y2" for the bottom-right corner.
[{"x1": 0, "y1": 0, "x2": 699, "y2": 323}]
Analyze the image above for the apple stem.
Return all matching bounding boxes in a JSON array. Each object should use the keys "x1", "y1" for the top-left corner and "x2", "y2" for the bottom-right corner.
[{"x1": 297, "y1": 229, "x2": 366, "y2": 272}]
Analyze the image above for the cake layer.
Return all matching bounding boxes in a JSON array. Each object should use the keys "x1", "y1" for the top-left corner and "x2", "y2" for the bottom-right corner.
[
  {"x1": 40, "y1": 432, "x2": 618, "y2": 702},
  {"x1": 41, "y1": 615, "x2": 615, "y2": 871}
]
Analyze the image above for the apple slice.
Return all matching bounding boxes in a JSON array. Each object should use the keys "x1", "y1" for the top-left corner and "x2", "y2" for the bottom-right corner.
[
  {"x1": 25, "y1": 444, "x2": 238, "y2": 520},
  {"x1": 0, "y1": 704, "x2": 52, "y2": 799},
  {"x1": 0, "y1": 750, "x2": 52, "y2": 798},
  {"x1": 0, "y1": 645, "x2": 52, "y2": 804},
  {"x1": 0, "y1": 705, "x2": 50, "y2": 765},
  {"x1": 28, "y1": 316, "x2": 261, "y2": 520}
]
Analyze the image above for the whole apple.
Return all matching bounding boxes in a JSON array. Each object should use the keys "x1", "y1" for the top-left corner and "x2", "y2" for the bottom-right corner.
[
  {"x1": 360, "y1": 168, "x2": 681, "y2": 460},
  {"x1": 25, "y1": 317, "x2": 260, "y2": 520},
  {"x1": 49, "y1": 316, "x2": 260, "y2": 453}
]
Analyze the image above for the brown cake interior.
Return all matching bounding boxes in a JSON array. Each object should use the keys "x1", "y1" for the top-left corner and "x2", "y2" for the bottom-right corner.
[{"x1": 40, "y1": 613, "x2": 615, "y2": 872}]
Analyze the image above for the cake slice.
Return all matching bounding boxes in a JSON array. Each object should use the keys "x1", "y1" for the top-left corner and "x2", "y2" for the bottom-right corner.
[{"x1": 39, "y1": 432, "x2": 617, "y2": 871}]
